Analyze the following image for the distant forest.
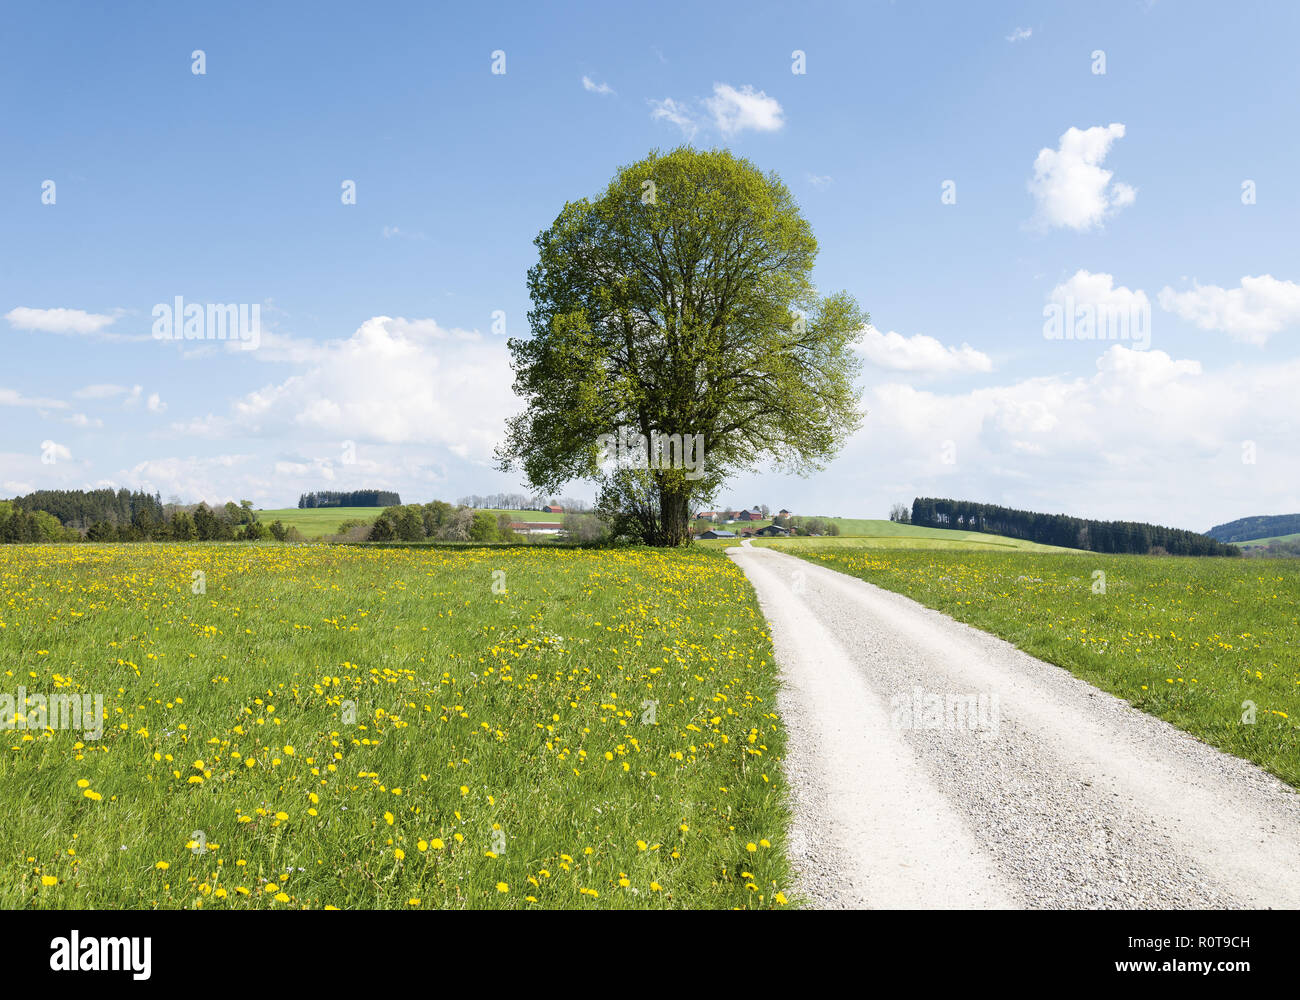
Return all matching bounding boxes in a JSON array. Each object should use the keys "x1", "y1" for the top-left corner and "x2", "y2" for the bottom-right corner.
[
  {"x1": 12, "y1": 488, "x2": 164, "y2": 531},
  {"x1": 298, "y1": 490, "x2": 401, "y2": 508},
  {"x1": 911, "y1": 497, "x2": 1239, "y2": 557},
  {"x1": 1, "y1": 488, "x2": 286, "y2": 543},
  {"x1": 1206, "y1": 513, "x2": 1300, "y2": 544}
]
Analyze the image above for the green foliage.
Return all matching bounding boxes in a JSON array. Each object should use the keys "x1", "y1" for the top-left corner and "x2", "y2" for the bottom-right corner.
[
  {"x1": 366, "y1": 502, "x2": 518, "y2": 544},
  {"x1": 499, "y1": 147, "x2": 866, "y2": 546}
]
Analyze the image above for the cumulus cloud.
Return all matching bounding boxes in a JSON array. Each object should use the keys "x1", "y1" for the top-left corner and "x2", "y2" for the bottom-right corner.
[
  {"x1": 650, "y1": 83, "x2": 784, "y2": 138},
  {"x1": 857, "y1": 326, "x2": 993, "y2": 375},
  {"x1": 175, "y1": 315, "x2": 515, "y2": 462},
  {"x1": 1006, "y1": 27, "x2": 1032, "y2": 42},
  {"x1": 1157, "y1": 275, "x2": 1300, "y2": 345},
  {"x1": 705, "y1": 83, "x2": 784, "y2": 135},
  {"x1": 1045, "y1": 270, "x2": 1153, "y2": 347},
  {"x1": 1029, "y1": 124, "x2": 1135, "y2": 231},
  {"x1": 846, "y1": 344, "x2": 1298, "y2": 528},
  {"x1": 582, "y1": 75, "x2": 614, "y2": 96},
  {"x1": 5, "y1": 306, "x2": 118, "y2": 336},
  {"x1": 1049, "y1": 270, "x2": 1149, "y2": 312},
  {"x1": 122, "y1": 454, "x2": 257, "y2": 507}
]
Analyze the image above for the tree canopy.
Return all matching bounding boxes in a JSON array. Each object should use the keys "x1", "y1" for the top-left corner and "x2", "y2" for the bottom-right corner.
[{"x1": 498, "y1": 147, "x2": 866, "y2": 545}]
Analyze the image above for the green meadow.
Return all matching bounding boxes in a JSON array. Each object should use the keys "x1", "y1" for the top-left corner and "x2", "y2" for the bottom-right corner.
[
  {"x1": 787, "y1": 546, "x2": 1300, "y2": 787},
  {"x1": 0, "y1": 543, "x2": 791, "y2": 909}
]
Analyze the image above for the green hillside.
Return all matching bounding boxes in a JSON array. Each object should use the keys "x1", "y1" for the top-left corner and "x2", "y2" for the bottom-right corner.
[
  {"x1": 1208, "y1": 513, "x2": 1300, "y2": 544},
  {"x1": 255, "y1": 507, "x2": 382, "y2": 537},
  {"x1": 696, "y1": 518, "x2": 1082, "y2": 553},
  {"x1": 1237, "y1": 531, "x2": 1300, "y2": 551},
  {"x1": 760, "y1": 519, "x2": 1082, "y2": 552}
]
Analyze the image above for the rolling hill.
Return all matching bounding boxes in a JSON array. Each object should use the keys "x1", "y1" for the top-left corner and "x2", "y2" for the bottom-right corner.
[{"x1": 1208, "y1": 513, "x2": 1300, "y2": 544}]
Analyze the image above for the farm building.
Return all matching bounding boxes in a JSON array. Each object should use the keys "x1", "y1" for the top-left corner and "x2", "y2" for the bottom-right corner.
[
  {"x1": 756, "y1": 524, "x2": 791, "y2": 537},
  {"x1": 698, "y1": 529, "x2": 736, "y2": 539},
  {"x1": 509, "y1": 521, "x2": 563, "y2": 536}
]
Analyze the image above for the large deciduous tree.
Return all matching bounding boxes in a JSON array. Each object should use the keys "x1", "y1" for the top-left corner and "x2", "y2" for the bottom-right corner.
[{"x1": 497, "y1": 147, "x2": 867, "y2": 546}]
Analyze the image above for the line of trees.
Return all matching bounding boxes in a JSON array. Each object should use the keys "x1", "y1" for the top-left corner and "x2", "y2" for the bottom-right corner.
[
  {"x1": 455, "y1": 493, "x2": 590, "y2": 512},
  {"x1": 298, "y1": 490, "x2": 401, "y2": 508},
  {"x1": 367, "y1": 502, "x2": 521, "y2": 543},
  {"x1": 11, "y1": 488, "x2": 164, "y2": 531},
  {"x1": 0, "y1": 490, "x2": 284, "y2": 543},
  {"x1": 910, "y1": 497, "x2": 1239, "y2": 556},
  {"x1": 0, "y1": 501, "x2": 79, "y2": 542}
]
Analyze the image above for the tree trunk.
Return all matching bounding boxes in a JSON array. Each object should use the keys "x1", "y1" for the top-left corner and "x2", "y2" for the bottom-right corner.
[{"x1": 657, "y1": 480, "x2": 691, "y2": 547}]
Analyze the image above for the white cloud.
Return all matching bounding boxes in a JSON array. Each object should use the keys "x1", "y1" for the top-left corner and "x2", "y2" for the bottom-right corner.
[
  {"x1": 705, "y1": 83, "x2": 784, "y2": 136},
  {"x1": 1006, "y1": 27, "x2": 1032, "y2": 42},
  {"x1": 650, "y1": 83, "x2": 784, "y2": 138},
  {"x1": 382, "y1": 225, "x2": 425, "y2": 240},
  {"x1": 844, "y1": 344, "x2": 1298, "y2": 528},
  {"x1": 122, "y1": 454, "x2": 257, "y2": 507},
  {"x1": 1157, "y1": 275, "x2": 1300, "y2": 345},
  {"x1": 582, "y1": 75, "x2": 614, "y2": 96},
  {"x1": 1029, "y1": 124, "x2": 1135, "y2": 231},
  {"x1": 806, "y1": 173, "x2": 834, "y2": 187},
  {"x1": 65, "y1": 413, "x2": 104, "y2": 428},
  {"x1": 174, "y1": 316, "x2": 515, "y2": 462},
  {"x1": 648, "y1": 97, "x2": 699, "y2": 138},
  {"x1": 857, "y1": 326, "x2": 993, "y2": 375},
  {"x1": 74, "y1": 384, "x2": 128, "y2": 399},
  {"x1": 5, "y1": 306, "x2": 118, "y2": 336},
  {"x1": 147, "y1": 392, "x2": 167, "y2": 414},
  {"x1": 0, "y1": 388, "x2": 67, "y2": 409},
  {"x1": 1049, "y1": 270, "x2": 1149, "y2": 312}
]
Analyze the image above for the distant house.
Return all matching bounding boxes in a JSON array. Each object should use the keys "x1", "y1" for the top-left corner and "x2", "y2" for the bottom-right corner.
[
  {"x1": 740, "y1": 526, "x2": 758, "y2": 537},
  {"x1": 695, "y1": 511, "x2": 720, "y2": 522},
  {"x1": 734, "y1": 508, "x2": 764, "y2": 522},
  {"x1": 778, "y1": 509, "x2": 792, "y2": 517},
  {"x1": 543, "y1": 505, "x2": 564, "y2": 515},
  {"x1": 756, "y1": 524, "x2": 791, "y2": 537},
  {"x1": 699, "y1": 529, "x2": 736, "y2": 539},
  {"x1": 510, "y1": 521, "x2": 562, "y2": 535}
]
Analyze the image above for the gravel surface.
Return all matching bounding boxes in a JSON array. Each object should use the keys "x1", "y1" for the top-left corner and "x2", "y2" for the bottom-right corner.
[{"x1": 729, "y1": 542, "x2": 1300, "y2": 909}]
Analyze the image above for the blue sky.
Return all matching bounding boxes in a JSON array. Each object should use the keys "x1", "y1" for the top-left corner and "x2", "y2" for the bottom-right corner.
[{"x1": 4, "y1": 0, "x2": 1299, "y2": 529}]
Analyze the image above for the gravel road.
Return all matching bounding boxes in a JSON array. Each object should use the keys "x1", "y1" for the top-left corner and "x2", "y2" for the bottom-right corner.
[{"x1": 728, "y1": 541, "x2": 1300, "y2": 909}]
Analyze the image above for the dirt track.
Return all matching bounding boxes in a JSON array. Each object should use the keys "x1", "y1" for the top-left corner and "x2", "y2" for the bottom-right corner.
[{"x1": 729, "y1": 541, "x2": 1300, "y2": 909}]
